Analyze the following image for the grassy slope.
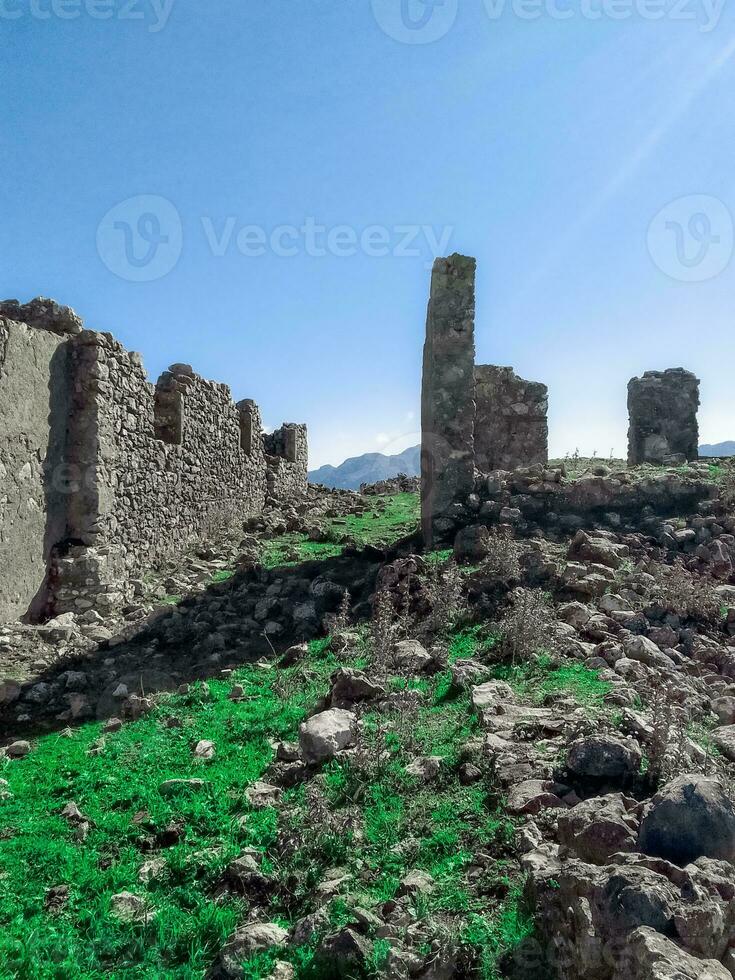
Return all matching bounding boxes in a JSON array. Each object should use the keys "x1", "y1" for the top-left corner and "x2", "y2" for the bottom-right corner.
[
  {"x1": 0, "y1": 494, "x2": 616, "y2": 979},
  {"x1": 260, "y1": 493, "x2": 419, "y2": 569},
  {"x1": 0, "y1": 629, "x2": 610, "y2": 979}
]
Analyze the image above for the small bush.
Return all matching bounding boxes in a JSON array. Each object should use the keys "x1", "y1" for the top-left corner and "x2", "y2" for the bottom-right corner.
[{"x1": 497, "y1": 588, "x2": 558, "y2": 663}]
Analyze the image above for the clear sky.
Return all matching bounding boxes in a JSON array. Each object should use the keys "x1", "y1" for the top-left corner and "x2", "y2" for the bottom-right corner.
[{"x1": 3, "y1": 0, "x2": 734, "y2": 468}]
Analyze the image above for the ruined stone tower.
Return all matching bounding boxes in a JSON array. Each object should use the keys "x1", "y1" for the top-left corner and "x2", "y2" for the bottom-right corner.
[
  {"x1": 628, "y1": 368, "x2": 700, "y2": 465},
  {"x1": 420, "y1": 255, "x2": 477, "y2": 548},
  {"x1": 420, "y1": 256, "x2": 548, "y2": 546}
]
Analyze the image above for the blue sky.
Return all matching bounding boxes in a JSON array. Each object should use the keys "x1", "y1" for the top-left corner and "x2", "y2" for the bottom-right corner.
[{"x1": 3, "y1": 0, "x2": 734, "y2": 467}]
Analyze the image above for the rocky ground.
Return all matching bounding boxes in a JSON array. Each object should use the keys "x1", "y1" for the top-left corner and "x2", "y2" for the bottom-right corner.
[{"x1": 3, "y1": 463, "x2": 735, "y2": 978}]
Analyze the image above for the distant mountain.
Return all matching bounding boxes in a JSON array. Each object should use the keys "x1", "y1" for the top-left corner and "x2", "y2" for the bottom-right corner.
[
  {"x1": 309, "y1": 445, "x2": 421, "y2": 490},
  {"x1": 310, "y1": 441, "x2": 733, "y2": 490},
  {"x1": 699, "y1": 442, "x2": 735, "y2": 457}
]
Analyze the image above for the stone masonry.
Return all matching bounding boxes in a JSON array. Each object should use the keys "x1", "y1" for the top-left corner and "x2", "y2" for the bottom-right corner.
[
  {"x1": 421, "y1": 256, "x2": 548, "y2": 546},
  {"x1": 628, "y1": 368, "x2": 700, "y2": 466},
  {"x1": 420, "y1": 254, "x2": 477, "y2": 548},
  {"x1": 474, "y1": 365, "x2": 548, "y2": 472},
  {"x1": 0, "y1": 298, "x2": 308, "y2": 622}
]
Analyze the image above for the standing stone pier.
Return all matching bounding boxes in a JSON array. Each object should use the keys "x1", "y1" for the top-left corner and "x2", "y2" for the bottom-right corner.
[
  {"x1": 627, "y1": 368, "x2": 700, "y2": 465},
  {"x1": 474, "y1": 365, "x2": 548, "y2": 472},
  {"x1": 421, "y1": 254, "x2": 477, "y2": 548}
]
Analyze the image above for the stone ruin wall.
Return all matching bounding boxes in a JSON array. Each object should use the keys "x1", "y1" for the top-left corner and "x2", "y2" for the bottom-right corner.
[
  {"x1": 420, "y1": 254, "x2": 477, "y2": 546},
  {"x1": 628, "y1": 368, "x2": 700, "y2": 465},
  {"x1": 0, "y1": 309, "x2": 76, "y2": 622},
  {"x1": 421, "y1": 255, "x2": 705, "y2": 546},
  {"x1": 264, "y1": 423, "x2": 309, "y2": 503},
  {"x1": 474, "y1": 364, "x2": 549, "y2": 473},
  {"x1": 421, "y1": 254, "x2": 549, "y2": 546},
  {"x1": 0, "y1": 299, "x2": 308, "y2": 623}
]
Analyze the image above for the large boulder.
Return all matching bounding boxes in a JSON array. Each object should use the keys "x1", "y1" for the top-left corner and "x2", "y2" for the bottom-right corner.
[
  {"x1": 711, "y1": 726, "x2": 735, "y2": 762},
  {"x1": 329, "y1": 668, "x2": 384, "y2": 708},
  {"x1": 299, "y1": 709, "x2": 357, "y2": 764},
  {"x1": 558, "y1": 794, "x2": 639, "y2": 864},
  {"x1": 566, "y1": 735, "x2": 642, "y2": 782},
  {"x1": 613, "y1": 926, "x2": 731, "y2": 980},
  {"x1": 453, "y1": 525, "x2": 490, "y2": 564},
  {"x1": 638, "y1": 775, "x2": 735, "y2": 865},
  {"x1": 568, "y1": 530, "x2": 628, "y2": 569},
  {"x1": 219, "y1": 922, "x2": 288, "y2": 977}
]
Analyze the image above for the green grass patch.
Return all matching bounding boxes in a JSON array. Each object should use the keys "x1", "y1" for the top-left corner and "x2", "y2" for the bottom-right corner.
[
  {"x1": 1, "y1": 623, "x2": 531, "y2": 978},
  {"x1": 260, "y1": 494, "x2": 419, "y2": 569},
  {"x1": 0, "y1": 640, "x2": 345, "y2": 979},
  {"x1": 493, "y1": 654, "x2": 611, "y2": 708},
  {"x1": 448, "y1": 624, "x2": 498, "y2": 664}
]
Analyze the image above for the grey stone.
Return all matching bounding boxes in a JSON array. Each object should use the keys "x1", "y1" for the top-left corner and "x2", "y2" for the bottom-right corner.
[
  {"x1": 299, "y1": 709, "x2": 357, "y2": 764},
  {"x1": 639, "y1": 775, "x2": 735, "y2": 865},
  {"x1": 566, "y1": 735, "x2": 642, "y2": 781}
]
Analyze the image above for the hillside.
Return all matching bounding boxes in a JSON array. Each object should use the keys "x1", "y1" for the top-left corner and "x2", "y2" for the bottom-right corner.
[
  {"x1": 3, "y1": 462, "x2": 735, "y2": 978},
  {"x1": 308, "y1": 446, "x2": 420, "y2": 490}
]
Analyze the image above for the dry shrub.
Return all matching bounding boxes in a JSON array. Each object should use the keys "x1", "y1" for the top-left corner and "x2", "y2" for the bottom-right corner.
[
  {"x1": 650, "y1": 561, "x2": 720, "y2": 622},
  {"x1": 324, "y1": 589, "x2": 351, "y2": 638},
  {"x1": 370, "y1": 586, "x2": 398, "y2": 681},
  {"x1": 644, "y1": 681, "x2": 689, "y2": 788},
  {"x1": 498, "y1": 587, "x2": 558, "y2": 662},
  {"x1": 420, "y1": 560, "x2": 466, "y2": 638},
  {"x1": 484, "y1": 527, "x2": 522, "y2": 581}
]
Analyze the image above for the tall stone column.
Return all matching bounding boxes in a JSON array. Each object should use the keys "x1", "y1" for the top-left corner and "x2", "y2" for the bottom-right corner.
[
  {"x1": 421, "y1": 254, "x2": 477, "y2": 547},
  {"x1": 627, "y1": 368, "x2": 700, "y2": 465}
]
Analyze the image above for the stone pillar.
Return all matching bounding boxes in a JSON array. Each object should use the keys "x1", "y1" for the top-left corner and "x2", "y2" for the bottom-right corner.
[
  {"x1": 474, "y1": 365, "x2": 548, "y2": 472},
  {"x1": 421, "y1": 254, "x2": 477, "y2": 547},
  {"x1": 627, "y1": 368, "x2": 700, "y2": 465}
]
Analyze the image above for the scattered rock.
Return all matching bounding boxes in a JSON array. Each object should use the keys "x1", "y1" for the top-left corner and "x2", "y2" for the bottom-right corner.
[
  {"x1": 557, "y1": 793, "x2": 639, "y2": 864},
  {"x1": 616, "y1": 926, "x2": 731, "y2": 980},
  {"x1": 329, "y1": 667, "x2": 384, "y2": 708},
  {"x1": 639, "y1": 775, "x2": 735, "y2": 865},
  {"x1": 245, "y1": 781, "x2": 282, "y2": 808},
  {"x1": 393, "y1": 639, "x2": 432, "y2": 673},
  {"x1": 566, "y1": 735, "x2": 642, "y2": 782},
  {"x1": 299, "y1": 708, "x2": 357, "y2": 764},
  {"x1": 194, "y1": 739, "x2": 216, "y2": 760},
  {"x1": 219, "y1": 922, "x2": 288, "y2": 976},
  {"x1": 109, "y1": 892, "x2": 155, "y2": 924}
]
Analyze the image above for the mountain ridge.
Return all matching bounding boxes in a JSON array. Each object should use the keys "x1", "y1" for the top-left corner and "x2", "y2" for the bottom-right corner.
[{"x1": 308, "y1": 445, "x2": 420, "y2": 490}]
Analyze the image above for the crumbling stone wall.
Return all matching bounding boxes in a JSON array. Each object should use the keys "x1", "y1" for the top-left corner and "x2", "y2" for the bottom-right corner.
[
  {"x1": 264, "y1": 424, "x2": 309, "y2": 503},
  {"x1": 628, "y1": 369, "x2": 700, "y2": 465},
  {"x1": 0, "y1": 311, "x2": 76, "y2": 621},
  {"x1": 0, "y1": 299, "x2": 308, "y2": 622},
  {"x1": 420, "y1": 256, "x2": 548, "y2": 545},
  {"x1": 421, "y1": 254, "x2": 477, "y2": 548},
  {"x1": 474, "y1": 365, "x2": 548, "y2": 472}
]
